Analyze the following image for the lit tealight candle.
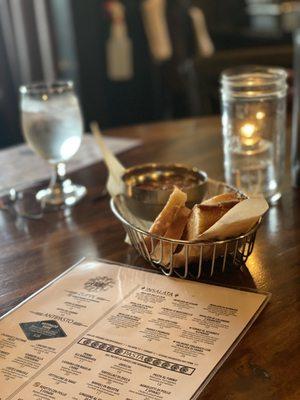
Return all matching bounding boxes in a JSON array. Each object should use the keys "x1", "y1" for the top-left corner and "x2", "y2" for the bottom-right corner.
[{"x1": 240, "y1": 122, "x2": 260, "y2": 147}]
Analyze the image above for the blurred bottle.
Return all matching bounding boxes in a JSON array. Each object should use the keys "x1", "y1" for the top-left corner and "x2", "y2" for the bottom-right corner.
[
  {"x1": 188, "y1": 6, "x2": 214, "y2": 58},
  {"x1": 141, "y1": 0, "x2": 173, "y2": 62},
  {"x1": 292, "y1": 28, "x2": 300, "y2": 188},
  {"x1": 106, "y1": 0, "x2": 134, "y2": 81}
]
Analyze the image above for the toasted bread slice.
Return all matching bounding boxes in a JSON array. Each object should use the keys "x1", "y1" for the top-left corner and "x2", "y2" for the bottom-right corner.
[
  {"x1": 201, "y1": 192, "x2": 241, "y2": 206},
  {"x1": 145, "y1": 186, "x2": 187, "y2": 251},
  {"x1": 171, "y1": 192, "x2": 242, "y2": 267},
  {"x1": 153, "y1": 206, "x2": 191, "y2": 265},
  {"x1": 187, "y1": 201, "x2": 239, "y2": 238},
  {"x1": 189, "y1": 192, "x2": 242, "y2": 237}
]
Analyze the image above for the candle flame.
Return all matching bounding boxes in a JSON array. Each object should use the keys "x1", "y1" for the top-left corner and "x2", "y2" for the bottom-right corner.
[
  {"x1": 241, "y1": 123, "x2": 255, "y2": 138},
  {"x1": 240, "y1": 123, "x2": 260, "y2": 147}
]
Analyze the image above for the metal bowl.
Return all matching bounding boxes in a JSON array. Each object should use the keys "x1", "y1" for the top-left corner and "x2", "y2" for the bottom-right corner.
[{"x1": 122, "y1": 163, "x2": 208, "y2": 220}]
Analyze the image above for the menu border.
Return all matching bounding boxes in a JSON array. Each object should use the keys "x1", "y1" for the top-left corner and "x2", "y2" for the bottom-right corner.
[{"x1": 0, "y1": 257, "x2": 271, "y2": 399}]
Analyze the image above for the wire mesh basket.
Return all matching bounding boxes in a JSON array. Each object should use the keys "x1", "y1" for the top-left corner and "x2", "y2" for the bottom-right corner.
[{"x1": 110, "y1": 179, "x2": 261, "y2": 279}]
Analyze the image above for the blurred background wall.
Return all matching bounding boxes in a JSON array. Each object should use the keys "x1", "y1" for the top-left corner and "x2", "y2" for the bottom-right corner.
[{"x1": 0, "y1": 0, "x2": 293, "y2": 148}]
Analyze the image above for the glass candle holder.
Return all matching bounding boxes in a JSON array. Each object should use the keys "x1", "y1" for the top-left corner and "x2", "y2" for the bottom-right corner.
[{"x1": 220, "y1": 66, "x2": 287, "y2": 204}]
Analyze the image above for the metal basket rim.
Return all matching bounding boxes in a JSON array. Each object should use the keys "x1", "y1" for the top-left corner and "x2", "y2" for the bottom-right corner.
[{"x1": 110, "y1": 196, "x2": 261, "y2": 246}]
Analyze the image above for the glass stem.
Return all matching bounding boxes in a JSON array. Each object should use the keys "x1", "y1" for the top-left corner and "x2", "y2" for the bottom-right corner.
[{"x1": 50, "y1": 163, "x2": 66, "y2": 191}]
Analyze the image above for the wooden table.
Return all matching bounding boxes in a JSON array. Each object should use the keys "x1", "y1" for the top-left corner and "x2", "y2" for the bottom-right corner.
[{"x1": 0, "y1": 116, "x2": 299, "y2": 399}]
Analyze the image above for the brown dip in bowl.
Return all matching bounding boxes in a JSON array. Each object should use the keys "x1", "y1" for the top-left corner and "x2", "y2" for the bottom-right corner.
[{"x1": 122, "y1": 163, "x2": 208, "y2": 220}]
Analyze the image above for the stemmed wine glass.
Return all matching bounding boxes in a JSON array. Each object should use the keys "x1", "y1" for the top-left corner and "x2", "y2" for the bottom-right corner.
[{"x1": 20, "y1": 81, "x2": 86, "y2": 207}]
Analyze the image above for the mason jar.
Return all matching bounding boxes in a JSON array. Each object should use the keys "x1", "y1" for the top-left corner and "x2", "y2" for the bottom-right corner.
[{"x1": 220, "y1": 66, "x2": 288, "y2": 204}]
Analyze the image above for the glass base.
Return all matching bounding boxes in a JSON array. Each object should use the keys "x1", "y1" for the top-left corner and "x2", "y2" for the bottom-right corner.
[{"x1": 36, "y1": 179, "x2": 86, "y2": 207}]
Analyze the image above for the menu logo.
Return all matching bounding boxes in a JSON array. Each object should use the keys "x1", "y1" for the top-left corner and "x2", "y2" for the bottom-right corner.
[{"x1": 84, "y1": 276, "x2": 115, "y2": 292}]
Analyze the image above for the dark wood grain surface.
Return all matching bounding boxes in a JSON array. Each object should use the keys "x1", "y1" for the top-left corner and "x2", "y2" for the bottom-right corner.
[{"x1": 0, "y1": 116, "x2": 299, "y2": 399}]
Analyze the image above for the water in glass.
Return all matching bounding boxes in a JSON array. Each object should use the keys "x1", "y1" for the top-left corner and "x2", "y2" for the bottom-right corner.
[{"x1": 22, "y1": 92, "x2": 83, "y2": 164}]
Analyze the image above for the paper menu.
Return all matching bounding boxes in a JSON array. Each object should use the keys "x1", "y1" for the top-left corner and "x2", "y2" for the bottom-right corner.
[{"x1": 0, "y1": 259, "x2": 269, "y2": 400}]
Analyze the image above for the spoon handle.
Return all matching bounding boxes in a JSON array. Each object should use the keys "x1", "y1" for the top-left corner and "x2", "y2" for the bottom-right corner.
[{"x1": 90, "y1": 121, "x2": 125, "y2": 197}]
